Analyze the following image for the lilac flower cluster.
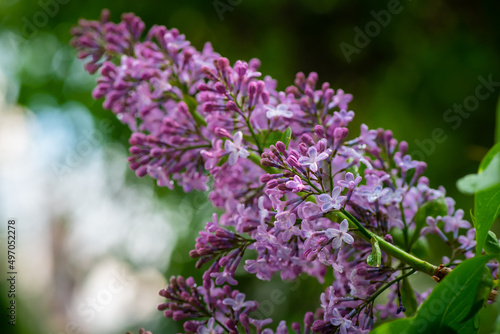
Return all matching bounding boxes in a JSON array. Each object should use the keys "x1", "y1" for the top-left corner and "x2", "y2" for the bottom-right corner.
[
  {"x1": 72, "y1": 11, "x2": 488, "y2": 334},
  {"x1": 157, "y1": 275, "x2": 314, "y2": 334}
]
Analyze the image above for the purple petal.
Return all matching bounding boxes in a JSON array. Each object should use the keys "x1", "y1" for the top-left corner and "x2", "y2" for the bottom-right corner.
[
  {"x1": 307, "y1": 146, "x2": 317, "y2": 159},
  {"x1": 316, "y1": 152, "x2": 329, "y2": 162},
  {"x1": 342, "y1": 233, "x2": 354, "y2": 244}
]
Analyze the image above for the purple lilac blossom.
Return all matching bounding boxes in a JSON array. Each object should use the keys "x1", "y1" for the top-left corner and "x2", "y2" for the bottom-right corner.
[{"x1": 71, "y1": 11, "x2": 486, "y2": 334}]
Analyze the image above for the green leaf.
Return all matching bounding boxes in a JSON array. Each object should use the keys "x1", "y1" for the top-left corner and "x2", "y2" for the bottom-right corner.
[
  {"x1": 479, "y1": 143, "x2": 500, "y2": 172},
  {"x1": 484, "y1": 231, "x2": 500, "y2": 259},
  {"x1": 183, "y1": 95, "x2": 207, "y2": 127},
  {"x1": 390, "y1": 227, "x2": 405, "y2": 248},
  {"x1": 470, "y1": 209, "x2": 477, "y2": 228},
  {"x1": 474, "y1": 144, "x2": 500, "y2": 254},
  {"x1": 401, "y1": 277, "x2": 418, "y2": 317},
  {"x1": 367, "y1": 237, "x2": 381, "y2": 267},
  {"x1": 494, "y1": 290, "x2": 500, "y2": 333},
  {"x1": 390, "y1": 228, "x2": 429, "y2": 258},
  {"x1": 408, "y1": 197, "x2": 448, "y2": 250},
  {"x1": 496, "y1": 94, "x2": 500, "y2": 144},
  {"x1": 475, "y1": 188, "x2": 500, "y2": 253},
  {"x1": 257, "y1": 129, "x2": 284, "y2": 148},
  {"x1": 217, "y1": 152, "x2": 229, "y2": 166},
  {"x1": 281, "y1": 126, "x2": 292, "y2": 148},
  {"x1": 333, "y1": 258, "x2": 492, "y2": 334},
  {"x1": 410, "y1": 255, "x2": 493, "y2": 333},
  {"x1": 457, "y1": 146, "x2": 500, "y2": 194},
  {"x1": 371, "y1": 318, "x2": 414, "y2": 334},
  {"x1": 411, "y1": 237, "x2": 430, "y2": 259},
  {"x1": 464, "y1": 266, "x2": 494, "y2": 321}
]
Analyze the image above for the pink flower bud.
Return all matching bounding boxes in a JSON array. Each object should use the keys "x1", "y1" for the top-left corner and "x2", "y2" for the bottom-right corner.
[{"x1": 314, "y1": 125, "x2": 325, "y2": 137}]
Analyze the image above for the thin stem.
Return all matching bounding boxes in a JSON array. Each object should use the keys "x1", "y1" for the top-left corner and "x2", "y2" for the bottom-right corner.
[
  {"x1": 399, "y1": 202, "x2": 409, "y2": 250},
  {"x1": 247, "y1": 152, "x2": 279, "y2": 174},
  {"x1": 228, "y1": 92, "x2": 264, "y2": 155},
  {"x1": 290, "y1": 169, "x2": 322, "y2": 194},
  {"x1": 340, "y1": 209, "x2": 372, "y2": 240},
  {"x1": 244, "y1": 115, "x2": 263, "y2": 154},
  {"x1": 340, "y1": 209, "x2": 437, "y2": 277},
  {"x1": 352, "y1": 269, "x2": 416, "y2": 317}
]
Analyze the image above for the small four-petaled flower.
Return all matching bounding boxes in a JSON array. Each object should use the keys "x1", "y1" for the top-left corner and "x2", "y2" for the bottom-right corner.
[
  {"x1": 264, "y1": 104, "x2": 294, "y2": 118},
  {"x1": 298, "y1": 146, "x2": 329, "y2": 172},
  {"x1": 318, "y1": 186, "x2": 346, "y2": 212},
  {"x1": 325, "y1": 219, "x2": 354, "y2": 249},
  {"x1": 330, "y1": 308, "x2": 352, "y2": 334},
  {"x1": 222, "y1": 292, "x2": 255, "y2": 311},
  {"x1": 224, "y1": 131, "x2": 249, "y2": 165}
]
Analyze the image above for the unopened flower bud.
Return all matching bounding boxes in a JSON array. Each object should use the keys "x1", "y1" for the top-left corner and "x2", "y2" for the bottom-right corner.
[
  {"x1": 184, "y1": 321, "x2": 199, "y2": 332},
  {"x1": 226, "y1": 101, "x2": 238, "y2": 112},
  {"x1": 301, "y1": 134, "x2": 315, "y2": 146},
  {"x1": 136, "y1": 165, "x2": 148, "y2": 177},
  {"x1": 286, "y1": 86, "x2": 300, "y2": 97},
  {"x1": 295, "y1": 72, "x2": 306, "y2": 88},
  {"x1": 239, "y1": 313, "x2": 250, "y2": 328},
  {"x1": 314, "y1": 125, "x2": 325, "y2": 137},
  {"x1": 266, "y1": 179, "x2": 278, "y2": 188},
  {"x1": 304, "y1": 311, "x2": 314, "y2": 327},
  {"x1": 215, "y1": 127, "x2": 232, "y2": 138},
  {"x1": 217, "y1": 57, "x2": 230, "y2": 70},
  {"x1": 399, "y1": 140, "x2": 408, "y2": 155},
  {"x1": 129, "y1": 146, "x2": 143, "y2": 154},
  {"x1": 130, "y1": 132, "x2": 146, "y2": 145},
  {"x1": 225, "y1": 319, "x2": 236, "y2": 331},
  {"x1": 334, "y1": 127, "x2": 349, "y2": 142},
  {"x1": 202, "y1": 102, "x2": 217, "y2": 113},
  {"x1": 384, "y1": 130, "x2": 393, "y2": 144},
  {"x1": 287, "y1": 155, "x2": 301, "y2": 169},
  {"x1": 215, "y1": 82, "x2": 226, "y2": 94},
  {"x1": 299, "y1": 143, "x2": 308, "y2": 155},
  {"x1": 317, "y1": 139, "x2": 327, "y2": 153},
  {"x1": 304, "y1": 85, "x2": 314, "y2": 100},
  {"x1": 276, "y1": 141, "x2": 287, "y2": 153},
  {"x1": 234, "y1": 61, "x2": 247, "y2": 76},
  {"x1": 261, "y1": 91, "x2": 270, "y2": 104},
  {"x1": 256, "y1": 81, "x2": 265, "y2": 94},
  {"x1": 248, "y1": 82, "x2": 257, "y2": 97},
  {"x1": 197, "y1": 82, "x2": 210, "y2": 91},
  {"x1": 201, "y1": 66, "x2": 215, "y2": 78},
  {"x1": 150, "y1": 147, "x2": 164, "y2": 157},
  {"x1": 261, "y1": 158, "x2": 277, "y2": 167},
  {"x1": 300, "y1": 96, "x2": 311, "y2": 109},
  {"x1": 249, "y1": 58, "x2": 261, "y2": 70}
]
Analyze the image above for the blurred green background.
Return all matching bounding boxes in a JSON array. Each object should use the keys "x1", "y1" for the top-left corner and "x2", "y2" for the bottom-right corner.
[{"x1": 1, "y1": 0, "x2": 499, "y2": 333}]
